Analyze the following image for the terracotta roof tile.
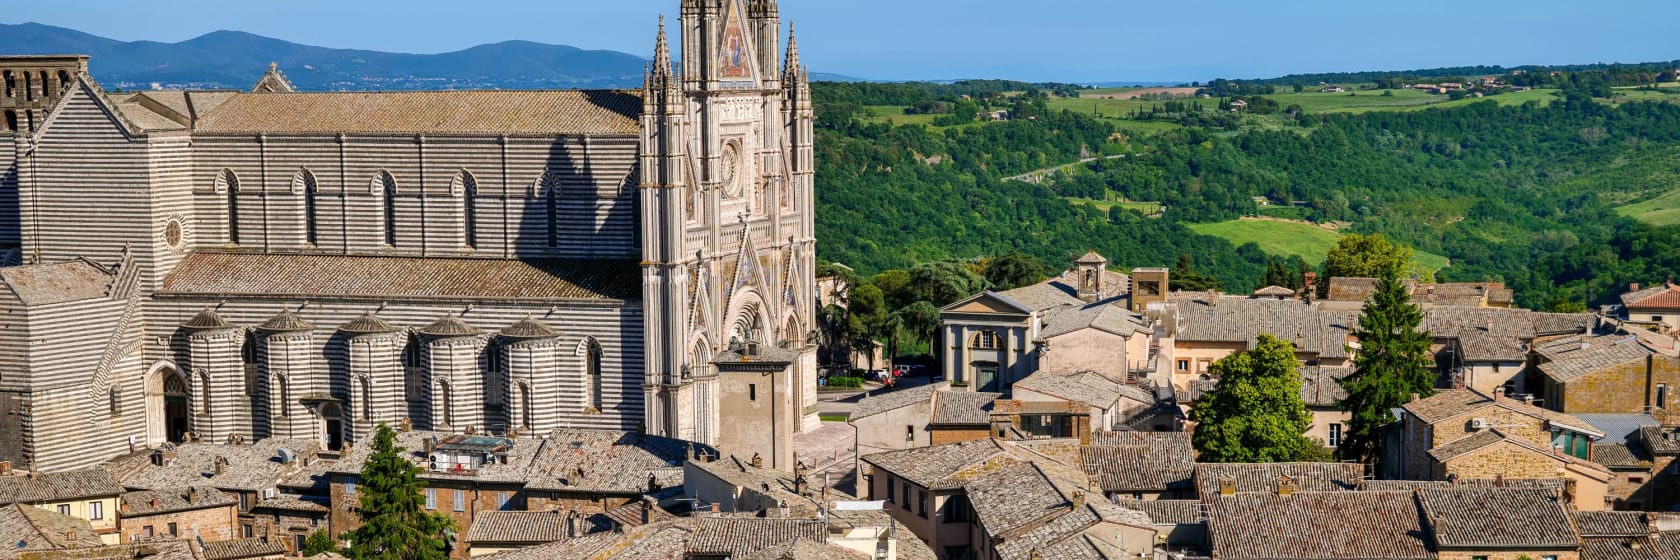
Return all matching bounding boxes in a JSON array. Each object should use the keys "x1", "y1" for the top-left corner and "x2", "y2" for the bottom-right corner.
[
  {"x1": 1576, "y1": 511, "x2": 1654, "y2": 537},
  {"x1": 686, "y1": 517, "x2": 827, "y2": 557},
  {"x1": 0, "y1": 469, "x2": 125, "y2": 504},
  {"x1": 199, "y1": 537, "x2": 288, "y2": 560},
  {"x1": 0, "y1": 260, "x2": 114, "y2": 306},
  {"x1": 108, "y1": 439, "x2": 321, "y2": 492},
  {"x1": 1079, "y1": 433, "x2": 1194, "y2": 493},
  {"x1": 466, "y1": 510, "x2": 567, "y2": 544},
  {"x1": 1113, "y1": 498, "x2": 1203, "y2": 524},
  {"x1": 1582, "y1": 537, "x2": 1663, "y2": 560},
  {"x1": 1207, "y1": 490, "x2": 1433, "y2": 560},
  {"x1": 1403, "y1": 388, "x2": 1604, "y2": 437},
  {"x1": 1014, "y1": 371, "x2": 1127, "y2": 409},
  {"x1": 1193, "y1": 462, "x2": 1364, "y2": 499},
  {"x1": 930, "y1": 391, "x2": 1000, "y2": 425},
  {"x1": 1536, "y1": 334, "x2": 1654, "y2": 383},
  {"x1": 161, "y1": 252, "x2": 642, "y2": 301},
  {"x1": 1299, "y1": 365, "x2": 1353, "y2": 406},
  {"x1": 119, "y1": 486, "x2": 236, "y2": 516},
  {"x1": 419, "y1": 314, "x2": 479, "y2": 337},
  {"x1": 193, "y1": 90, "x2": 642, "y2": 136},
  {"x1": 1172, "y1": 296, "x2": 1354, "y2": 359},
  {"x1": 520, "y1": 429, "x2": 686, "y2": 493},
  {"x1": 0, "y1": 503, "x2": 105, "y2": 553},
  {"x1": 256, "y1": 308, "x2": 314, "y2": 332},
  {"x1": 1417, "y1": 487, "x2": 1578, "y2": 549},
  {"x1": 850, "y1": 382, "x2": 946, "y2": 422},
  {"x1": 861, "y1": 439, "x2": 1007, "y2": 490},
  {"x1": 963, "y1": 461, "x2": 1069, "y2": 536},
  {"x1": 1623, "y1": 284, "x2": 1680, "y2": 310}
]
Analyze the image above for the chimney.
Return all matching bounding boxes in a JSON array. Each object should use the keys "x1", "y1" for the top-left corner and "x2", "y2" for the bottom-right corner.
[
  {"x1": 1494, "y1": 473, "x2": 1504, "y2": 487},
  {"x1": 1030, "y1": 549, "x2": 1044, "y2": 560},
  {"x1": 399, "y1": 418, "x2": 412, "y2": 432},
  {"x1": 1303, "y1": 272, "x2": 1318, "y2": 303},
  {"x1": 1446, "y1": 473, "x2": 1459, "y2": 485},
  {"x1": 710, "y1": 502, "x2": 721, "y2": 513},
  {"x1": 188, "y1": 487, "x2": 199, "y2": 504},
  {"x1": 214, "y1": 456, "x2": 226, "y2": 476},
  {"x1": 1524, "y1": 395, "x2": 1536, "y2": 407},
  {"x1": 0, "y1": 461, "x2": 10, "y2": 476},
  {"x1": 1218, "y1": 477, "x2": 1236, "y2": 496},
  {"x1": 750, "y1": 453, "x2": 763, "y2": 469},
  {"x1": 151, "y1": 498, "x2": 161, "y2": 509},
  {"x1": 1410, "y1": 393, "x2": 1421, "y2": 403},
  {"x1": 1553, "y1": 444, "x2": 1565, "y2": 456},
  {"x1": 648, "y1": 472, "x2": 660, "y2": 493},
  {"x1": 640, "y1": 497, "x2": 652, "y2": 525},
  {"x1": 1632, "y1": 283, "x2": 1642, "y2": 292},
  {"x1": 1494, "y1": 387, "x2": 1504, "y2": 402},
  {"x1": 1071, "y1": 490, "x2": 1085, "y2": 509},
  {"x1": 423, "y1": 436, "x2": 437, "y2": 454},
  {"x1": 1277, "y1": 475, "x2": 1297, "y2": 496}
]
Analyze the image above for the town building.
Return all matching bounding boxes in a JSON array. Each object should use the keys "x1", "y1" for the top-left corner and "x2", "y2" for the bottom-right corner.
[
  {"x1": 0, "y1": 0, "x2": 818, "y2": 473},
  {"x1": 1159, "y1": 292, "x2": 1356, "y2": 392},
  {"x1": 117, "y1": 486, "x2": 239, "y2": 544},
  {"x1": 0, "y1": 468, "x2": 126, "y2": 544},
  {"x1": 1621, "y1": 282, "x2": 1680, "y2": 333},
  {"x1": 1533, "y1": 333, "x2": 1680, "y2": 414}
]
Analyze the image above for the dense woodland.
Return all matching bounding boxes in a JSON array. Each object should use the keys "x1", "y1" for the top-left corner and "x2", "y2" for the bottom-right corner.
[{"x1": 810, "y1": 77, "x2": 1680, "y2": 312}]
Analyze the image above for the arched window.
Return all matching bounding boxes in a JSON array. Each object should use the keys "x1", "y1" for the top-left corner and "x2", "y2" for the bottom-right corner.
[
  {"x1": 484, "y1": 340, "x2": 505, "y2": 415},
  {"x1": 240, "y1": 334, "x2": 259, "y2": 397},
  {"x1": 544, "y1": 175, "x2": 560, "y2": 249},
  {"x1": 38, "y1": 71, "x2": 50, "y2": 98},
  {"x1": 460, "y1": 172, "x2": 478, "y2": 250},
  {"x1": 57, "y1": 71, "x2": 70, "y2": 93},
  {"x1": 199, "y1": 371, "x2": 212, "y2": 417},
  {"x1": 218, "y1": 170, "x2": 240, "y2": 244},
  {"x1": 276, "y1": 375, "x2": 290, "y2": 417},
  {"x1": 3, "y1": 70, "x2": 13, "y2": 98},
  {"x1": 970, "y1": 330, "x2": 1002, "y2": 350},
  {"x1": 438, "y1": 381, "x2": 454, "y2": 427},
  {"x1": 402, "y1": 335, "x2": 424, "y2": 401},
  {"x1": 22, "y1": 71, "x2": 32, "y2": 102},
  {"x1": 3, "y1": 110, "x2": 15, "y2": 133},
  {"x1": 519, "y1": 383, "x2": 533, "y2": 429},
  {"x1": 375, "y1": 171, "x2": 397, "y2": 247},
  {"x1": 295, "y1": 170, "x2": 319, "y2": 246},
  {"x1": 584, "y1": 339, "x2": 604, "y2": 412},
  {"x1": 359, "y1": 377, "x2": 373, "y2": 421}
]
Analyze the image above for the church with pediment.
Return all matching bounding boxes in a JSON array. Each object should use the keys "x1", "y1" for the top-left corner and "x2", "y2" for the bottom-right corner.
[{"x1": 0, "y1": 0, "x2": 817, "y2": 471}]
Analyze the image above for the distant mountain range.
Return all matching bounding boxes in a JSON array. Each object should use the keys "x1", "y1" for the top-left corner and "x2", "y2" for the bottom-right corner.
[{"x1": 0, "y1": 22, "x2": 855, "y2": 91}]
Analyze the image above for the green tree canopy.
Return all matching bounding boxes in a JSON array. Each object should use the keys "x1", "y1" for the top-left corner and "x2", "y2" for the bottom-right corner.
[
  {"x1": 1337, "y1": 271, "x2": 1436, "y2": 465},
  {"x1": 1190, "y1": 334, "x2": 1315, "y2": 462},
  {"x1": 1173, "y1": 254, "x2": 1223, "y2": 292},
  {"x1": 983, "y1": 251, "x2": 1051, "y2": 291},
  {"x1": 1320, "y1": 233, "x2": 1418, "y2": 296},
  {"x1": 907, "y1": 260, "x2": 989, "y2": 307},
  {"x1": 302, "y1": 530, "x2": 340, "y2": 557},
  {"x1": 344, "y1": 424, "x2": 455, "y2": 560}
]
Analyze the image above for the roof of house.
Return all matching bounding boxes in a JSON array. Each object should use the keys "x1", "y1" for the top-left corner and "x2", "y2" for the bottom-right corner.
[
  {"x1": 0, "y1": 503, "x2": 105, "y2": 554},
  {"x1": 850, "y1": 382, "x2": 947, "y2": 422},
  {"x1": 1423, "y1": 307, "x2": 1593, "y2": 362},
  {"x1": 964, "y1": 461, "x2": 1074, "y2": 536},
  {"x1": 1013, "y1": 371, "x2": 1127, "y2": 409},
  {"x1": 0, "y1": 469, "x2": 126, "y2": 504},
  {"x1": 191, "y1": 90, "x2": 643, "y2": 136},
  {"x1": 993, "y1": 500, "x2": 1153, "y2": 560},
  {"x1": 1427, "y1": 428, "x2": 1514, "y2": 462},
  {"x1": 1360, "y1": 478, "x2": 1565, "y2": 491},
  {"x1": 469, "y1": 530, "x2": 625, "y2": 560},
  {"x1": 1593, "y1": 443, "x2": 1652, "y2": 469},
  {"x1": 737, "y1": 539, "x2": 868, "y2": 560},
  {"x1": 1325, "y1": 277, "x2": 1379, "y2": 302},
  {"x1": 1112, "y1": 498, "x2": 1203, "y2": 524},
  {"x1": 1622, "y1": 284, "x2": 1680, "y2": 310},
  {"x1": 1038, "y1": 302, "x2": 1148, "y2": 340},
  {"x1": 1193, "y1": 462, "x2": 1365, "y2": 498},
  {"x1": 1079, "y1": 433, "x2": 1195, "y2": 492},
  {"x1": 328, "y1": 430, "x2": 547, "y2": 483},
  {"x1": 250, "y1": 494, "x2": 329, "y2": 514},
  {"x1": 995, "y1": 282, "x2": 1088, "y2": 313},
  {"x1": 591, "y1": 498, "x2": 678, "y2": 530},
  {"x1": 1207, "y1": 490, "x2": 1433, "y2": 560},
  {"x1": 0, "y1": 259, "x2": 116, "y2": 307},
  {"x1": 1253, "y1": 285, "x2": 1297, "y2": 298},
  {"x1": 199, "y1": 537, "x2": 288, "y2": 560},
  {"x1": 1172, "y1": 295, "x2": 1355, "y2": 359},
  {"x1": 1581, "y1": 537, "x2": 1663, "y2": 560},
  {"x1": 1416, "y1": 487, "x2": 1579, "y2": 549},
  {"x1": 465, "y1": 510, "x2": 567, "y2": 543},
  {"x1": 686, "y1": 517, "x2": 828, "y2": 557},
  {"x1": 930, "y1": 390, "x2": 1000, "y2": 425},
  {"x1": 1402, "y1": 388, "x2": 1605, "y2": 438},
  {"x1": 1639, "y1": 425, "x2": 1680, "y2": 456},
  {"x1": 10, "y1": 541, "x2": 200, "y2": 560},
  {"x1": 860, "y1": 439, "x2": 1008, "y2": 490},
  {"x1": 119, "y1": 486, "x2": 237, "y2": 516},
  {"x1": 520, "y1": 429, "x2": 686, "y2": 493},
  {"x1": 683, "y1": 455, "x2": 816, "y2": 513},
  {"x1": 1576, "y1": 511, "x2": 1655, "y2": 538},
  {"x1": 1300, "y1": 366, "x2": 1353, "y2": 407},
  {"x1": 160, "y1": 252, "x2": 642, "y2": 302},
  {"x1": 106, "y1": 439, "x2": 321, "y2": 492},
  {"x1": 1535, "y1": 334, "x2": 1654, "y2": 384}
]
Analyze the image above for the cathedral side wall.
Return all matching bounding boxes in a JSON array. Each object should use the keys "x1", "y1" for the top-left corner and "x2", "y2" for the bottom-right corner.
[
  {"x1": 0, "y1": 134, "x2": 18, "y2": 247},
  {"x1": 144, "y1": 299, "x2": 646, "y2": 444},
  {"x1": 186, "y1": 135, "x2": 639, "y2": 260},
  {"x1": 20, "y1": 296, "x2": 147, "y2": 470},
  {"x1": 23, "y1": 83, "x2": 154, "y2": 271}
]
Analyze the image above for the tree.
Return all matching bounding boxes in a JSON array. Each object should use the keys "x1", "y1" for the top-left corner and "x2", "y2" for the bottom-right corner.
[
  {"x1": 1319, "y1": 233, "x2": 1416, "y2": 297},
  {"x1": 895, "y1": 301, "x2": 943, "y2": 358},
  {"x1": 1190, "y1": 334, "x2": 1314, "y2": 463},
  {"x1": 848, "y1": 284, "x2": 888, "y2": 370},
  {"x1": 984, "y1": 251, "x2": 1050, "y2": 291},
  {"x1": 344, "y1": 424, "x2": 455, "y2": 560},
  {"x1": 1336, "y1": 272, "x2": 1435, "y2": 465},
  {"x1": 907, "y1": 260, "x2": 989, "y2": 307},
  {"x1": 302, "y1": 530, "x2": 340, "y2": 557},
  {"x1": 1172, "y1": 254, "x2": 1222, "y2": 292}
]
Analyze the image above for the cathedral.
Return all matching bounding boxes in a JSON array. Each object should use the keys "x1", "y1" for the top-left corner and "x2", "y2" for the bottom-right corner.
[{"x1": 0, "y1": 0, "x2": 817, "y2": 471}]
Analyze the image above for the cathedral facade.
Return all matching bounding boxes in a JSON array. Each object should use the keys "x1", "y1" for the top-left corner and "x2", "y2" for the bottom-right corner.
[{"x1": 0, "y1": 0, "x2": 817, "y2": 471}]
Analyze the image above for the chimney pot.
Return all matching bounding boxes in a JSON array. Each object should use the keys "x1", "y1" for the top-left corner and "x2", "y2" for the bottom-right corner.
[
  {"x1": 1218, "y1": 477, "x2": 1236, "y2": 496},
  {"x1": 1494, "y1": 387, "x2": 1504, "y2": 402},
  {"x1": 0, "y1": 461, "x2": 10, "y2": 476},
  {"x1": 1494, "y1": 473, "x2": 1504, "y2": 487},
  {"x1": 1524, "y1": 395, "x2": 1535, "y2": 407},
  {"x1": 1411, "y1": 393, "x2": 1421, "y2": 403},
  {"x1": 750, "y1": 453, "x2": 763, "y2": 469},
  {"x1": 1071, "y1": 490, "x2": 1085, "y2": 509},
  {"x1": 1632, "y1": 283, "x2": 1642, "y2": 292}
]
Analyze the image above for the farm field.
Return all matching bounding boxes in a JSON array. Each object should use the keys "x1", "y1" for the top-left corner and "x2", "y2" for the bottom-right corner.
[
  {"x1": 1617, "y1": 188, "x2": 1680, "y2": 227},
  {"x1": 1063, "y1": 197, "x2": 1163, "y2": 215},
  {"x1": 1189, "y1": 218, "x2": 1451, "y2": 271},
  {"x1": 1080, "y1": 87, "x2": 1200, "y2": 99}
]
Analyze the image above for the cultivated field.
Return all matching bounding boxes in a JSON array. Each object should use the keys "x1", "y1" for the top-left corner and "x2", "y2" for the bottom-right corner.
[
  {"x1": 1189, "y1": 218, "x2": 1451, "y2": 271},
  {"x1": 1080, "y1": 87, "x2": 1201, "y2": 100},
  {"x1": 1617, "y1": 189, "x2": 1680, "y2": 227},
  {"x1": 1063, "y1": 197, "x2": 1163, "y2": 216}
]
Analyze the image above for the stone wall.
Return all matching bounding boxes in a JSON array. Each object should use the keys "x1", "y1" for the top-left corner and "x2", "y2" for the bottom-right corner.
[
  {"x1": 120, "y1": 504, "x2": 240, "y2": 543},
  {"x1": 1555, "y1": 355, "x2": 1680, "y2": 414},
  {"x1": 930, "y1": 427, "x2": 990, "y2": 446}
]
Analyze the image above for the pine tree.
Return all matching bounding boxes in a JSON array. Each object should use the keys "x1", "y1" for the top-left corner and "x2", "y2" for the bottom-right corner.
[
  {"x1": 344, "y1": 424, "x2": 455, "y2": 560},
  {"x1": 1336, "y1": 272, "x2": 1436, "y2": 465},
  {"x1": 302, "y1": 530, "x2": 339, "y2": 557},
  {"x1": 1190, "y1": 334, "x2": 1315, "y2": 462}
]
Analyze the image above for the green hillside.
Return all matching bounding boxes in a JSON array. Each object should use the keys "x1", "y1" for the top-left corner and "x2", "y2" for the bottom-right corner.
[{"x1": 1188, "y1": 219, "x2": 1451, "y2": 272}]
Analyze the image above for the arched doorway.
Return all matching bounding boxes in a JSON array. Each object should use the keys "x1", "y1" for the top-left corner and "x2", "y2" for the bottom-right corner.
[
  {"x1": 145, "y1": 365, "x2": 192, "y2": 445},
  {"x1": 320, "y1": 402, "x2": 344, "y2": 451},
  {"x1": 162, "y1": 372, "x2": 191, "y2": 443}
]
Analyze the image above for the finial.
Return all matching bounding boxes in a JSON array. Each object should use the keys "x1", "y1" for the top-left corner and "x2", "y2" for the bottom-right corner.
[
  {"x1": 268, "y1": 61, "x2": 278, "y2": 73},
  {"x1": 784, "y1": 22, "x2": 801, "y2": 77}
]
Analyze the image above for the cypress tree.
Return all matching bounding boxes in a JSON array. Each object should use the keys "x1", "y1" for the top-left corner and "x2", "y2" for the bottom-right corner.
[
  {"x1": 345, "y1": 424, "x2": 455, "y2": 560},
  {"x1": 1336, "y1": 271, "x2": 1435, "y2": 465}
]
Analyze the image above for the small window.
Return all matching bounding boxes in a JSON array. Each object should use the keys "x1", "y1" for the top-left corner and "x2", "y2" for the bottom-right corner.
[
  {"x1": 1176, "y1": 359, "x2": 1189, "y2": 372},
  {"x1": 944, "y1": 495, "x2": 972, "y2": 523},
  {"x1": 88, "y1": 501, "x2": 102, "y2": 520},
  {"x1": 901, "y1": 483, "x2": 911, "y2": 510},
  {"x1": 498, "y1": 492, "x2": 510, "y2": 509},
  {"x1": 57, "y1": 504, "x2": 70, "y2": 516},
  {"x1": 1654, "y1": 315, "x2": 1665, "y2": 322},
  {"x1": 906, "y1": 425, "x2": 915, "y2": 442},
  {"x1": 239, "y1": 493, "x2": 249, "y2": 511},
  {"x1": 242, "y1": 524, "x2": 252, "y2": 538},
  {"x1": 143, "y1": 526, "x2": 153, "y2": 539},
  {"x1": 1659, "y1": 384, "x2": 1669, "y2": 410},
  {"x1": 749, "y1": 384, "x2": 757, "y2": 402},
  {"x1": 970, "y1": 331, "x2": 1002, "y2": 350},
  {"x1": 886, "y1": 476, "x2": 896, "y2": 502},
  {"x1": 168, "y1": 522, "x2": 179, "y2": 537},
  {"x1": 1328, "y1": 424, "x2": 1343, "y2": 448},
  {"x1": 426, "y1": 489, "x2": 436, "y2": 510},
  {"x1": 918, "y1": 489, "x2": 928, "y2": 518},
  {"x1": 1472, "y1": 556, "x2": 1488, "y2": 560},
  {"x1": 454, "y1": 490, "x2": 466, "y2": 512},
  {"x1": 345, "y1": 481, "x2": 357, "y2": 495},
  {"x1": 1630, "y1": 476, "x2": 1645, "y2": 484}
]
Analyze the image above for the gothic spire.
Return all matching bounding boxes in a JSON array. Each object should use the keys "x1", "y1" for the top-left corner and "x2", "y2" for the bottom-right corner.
[
  {"x1": 783, "y1": 22, "x2": 801, "y2": 80},
  {"x1": 652, "y1": 15, "x2": 674, "y2": 79}
]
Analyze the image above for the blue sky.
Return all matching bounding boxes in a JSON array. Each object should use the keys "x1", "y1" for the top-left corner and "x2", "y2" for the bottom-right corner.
[{"x1": 8, "y1": 0, "x2": 1678, "y2": 83}]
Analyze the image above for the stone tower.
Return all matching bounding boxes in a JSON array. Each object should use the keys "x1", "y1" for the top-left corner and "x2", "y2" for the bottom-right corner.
[{"x1": 642, "y1": 0, "x2": 818, "y2": 453}]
